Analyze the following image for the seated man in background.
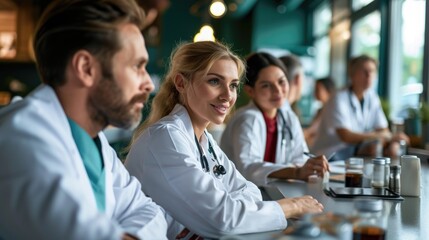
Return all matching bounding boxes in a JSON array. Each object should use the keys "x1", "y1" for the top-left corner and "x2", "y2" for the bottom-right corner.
[
  {"x1": 312, "y1": 55, "x2": 409, "y2": 160},
  {"x1": 0, "y1": 0, "x2": 179, "y2": 239}
]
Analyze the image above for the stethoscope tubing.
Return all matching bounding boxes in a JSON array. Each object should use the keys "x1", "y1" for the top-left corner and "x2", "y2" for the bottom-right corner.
[
  {"x1": 194, "y1": 132, "x2": 226, "y2": 177},
  {"x1": 277, "y1": 109, "x2": 293, "y2": 144}
]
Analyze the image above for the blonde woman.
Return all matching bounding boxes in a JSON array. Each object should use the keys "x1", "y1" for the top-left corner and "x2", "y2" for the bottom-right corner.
[{"x1": 125, "y1": 41, "x2": 323, "y2": 238}]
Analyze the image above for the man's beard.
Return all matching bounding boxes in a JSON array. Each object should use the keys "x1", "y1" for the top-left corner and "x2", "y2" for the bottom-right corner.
[{"x1": 89, "y1": 75, "x2": 149, "y2": 130}]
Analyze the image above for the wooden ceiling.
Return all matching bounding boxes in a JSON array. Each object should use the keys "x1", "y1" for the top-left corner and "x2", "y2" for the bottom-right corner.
[
  {"x1": 0, "y1": 0, "x2": 16, "y2": 11},
  {"x1": 0, "y1": 0, "x2": 17, "y2": 33}
]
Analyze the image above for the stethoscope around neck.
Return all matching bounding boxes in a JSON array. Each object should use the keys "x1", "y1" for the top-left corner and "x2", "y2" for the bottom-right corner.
[
  {"x1": 194, "y1": 133, "x2": 226, "y2": 178},
  {"x1": 277, "y1": 109, "x2": 293, "y2": 147}
]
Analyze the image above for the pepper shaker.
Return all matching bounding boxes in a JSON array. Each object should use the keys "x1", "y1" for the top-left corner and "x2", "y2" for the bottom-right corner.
[{"x1": 389, "y1": 165, "x2": 401, "y2": 194}]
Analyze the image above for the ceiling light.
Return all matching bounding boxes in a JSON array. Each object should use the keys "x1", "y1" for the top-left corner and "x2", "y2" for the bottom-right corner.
[
  {"x1": 209, "y1": 0, "x2": 226, "y2": 18},
  {"x1": 194, "y1": 25, "x2": 216, "y2": 42}
]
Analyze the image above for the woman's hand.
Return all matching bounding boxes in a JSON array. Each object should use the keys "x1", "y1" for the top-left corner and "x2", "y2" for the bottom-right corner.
[
  {"x1": 276, "y1": 195, "x2": 324, "y2": 219},
  {"x1": 298, "y1": 155, "x2": 330, "y2": 181}
]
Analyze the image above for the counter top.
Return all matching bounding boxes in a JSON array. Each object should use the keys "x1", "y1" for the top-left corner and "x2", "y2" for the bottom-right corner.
[{"x1": 225, "y1": 156, "x2": 428, "y2": 239}]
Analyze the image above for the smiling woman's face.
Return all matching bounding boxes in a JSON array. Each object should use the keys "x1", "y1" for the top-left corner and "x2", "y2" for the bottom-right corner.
[
  {"x1": 184, "y1": 58, "x2": 240, "y2": 130},
  {"x1": 246, "y1": 65, "x2": 289, "y2": 118}
]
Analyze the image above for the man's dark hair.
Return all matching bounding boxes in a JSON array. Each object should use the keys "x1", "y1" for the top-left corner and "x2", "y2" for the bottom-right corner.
[{"x1": 34, "y1": 0, "x2": 146, "y2": 87}]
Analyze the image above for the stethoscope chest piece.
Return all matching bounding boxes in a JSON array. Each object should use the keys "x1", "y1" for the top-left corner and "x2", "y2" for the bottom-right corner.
[{"x1": 213, "y1": 164, "x2": 226, "y2": 178}]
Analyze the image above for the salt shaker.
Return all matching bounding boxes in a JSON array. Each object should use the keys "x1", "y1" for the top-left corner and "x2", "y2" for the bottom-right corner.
[
  {"x1": 371, "y1": 158, "x2": 385, "y2": 188},
  {"x1": 400, "y1": 155, "x2": 421, "y2": 197},
  {"x1": 389, "y1": 165, "x2": 401, "y2": 194}
]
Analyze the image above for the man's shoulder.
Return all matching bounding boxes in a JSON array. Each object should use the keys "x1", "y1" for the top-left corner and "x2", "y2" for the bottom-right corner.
[
  {"x1": 0, "y1": 86, "x2": 70, "y2": 157},
  {"x1": 1, "y1": 85, "x2": 59, "y2": 120},
  {"x1": 1, "y1": 98, "x2": 41, "y2": 131},
  {"x1": 1, "y1": 95, "x2": 62, "y2": 133},
  {"x1": 0, "y1": 95, "x2": 73, "y2": 175}
]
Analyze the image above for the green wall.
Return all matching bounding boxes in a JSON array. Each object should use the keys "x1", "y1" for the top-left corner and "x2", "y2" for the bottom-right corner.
[
  {"x1": 252, "y1": 1, "x2": 307, "y2": 53},
  {"x1": 156, "y1": 1, "x2": 255, "y2": 75},
  {"x1": 156, "y1": 1, "x2": 202, "y2": 75}
]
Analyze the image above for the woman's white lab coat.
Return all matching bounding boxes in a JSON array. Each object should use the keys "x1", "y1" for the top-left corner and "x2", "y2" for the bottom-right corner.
[
  {"x1": 311, "y1": 89, "x2": 388, "y2": 156},
  {"x1": 125, "y1": 104, "x2": 287, "y2": 238},
  {"x1": 220, "y1": 101, "x2": 309, "y2": 186},
  {"x1": 0, "y1": 85, "x2": 177, "y2": 240}
]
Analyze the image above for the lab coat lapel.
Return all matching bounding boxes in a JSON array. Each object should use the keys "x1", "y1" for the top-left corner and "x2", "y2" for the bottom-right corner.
[
  {"x1": 98, "y1": 133, "x2": 115, "y2": 217},
  {"x1": 350, "y1": 92, "x2": 365, "y2": 130},
  {"x1": 361, "y1": 91, "x2": 371, "y2": 131},
  {"x1": 36, "y1": 85, "x2": 100, "y2": 212}
]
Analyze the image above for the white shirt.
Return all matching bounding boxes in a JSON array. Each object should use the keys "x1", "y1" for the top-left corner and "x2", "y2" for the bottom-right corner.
[
  {"x1": 311, "y1": 88, "x2": 388, "y2": 156},
  {"x1": 220, "y1": 101, "x2": 309, "y2": 186},
  {"x1": 0, "y1": 85, "x2": 177, "y2": 240},
  {"x1": 125, "y1": 104, "x2": 287, "y2": 239}
]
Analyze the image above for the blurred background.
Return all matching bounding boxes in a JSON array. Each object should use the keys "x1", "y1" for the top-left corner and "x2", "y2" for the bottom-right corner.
[{"x1": 0, "y1": 0, "x2": 428, "y2": 141}]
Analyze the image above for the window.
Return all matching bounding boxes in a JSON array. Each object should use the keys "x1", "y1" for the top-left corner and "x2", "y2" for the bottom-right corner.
[
  {"x1": 331, "y1": 20, "x2": 350, "y2": 88},
  {"x1": 352, "y1": 0, "x2": 374, "y2": 11},
  {"x1": 301, "y1": 1, "x2": 333, "y2": 125},
  {"x1": 313, "y1": 2, "x2": 331, "y2": 78},
  {"x1": 350, "y1": 10, "x2": 380, "y2": 93},
  {"x1": 388, "y1": 0, "x2": 425, "y2": 119},
  {"x1": 313, "y1": 36, "x2": 330, "y2": 78},
  {"x1": 314, "y1": 2, "x2": 331, "y2": 37},
  {"x1": 351, "y1": 10, "x2": 380, "y2": 60}
]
